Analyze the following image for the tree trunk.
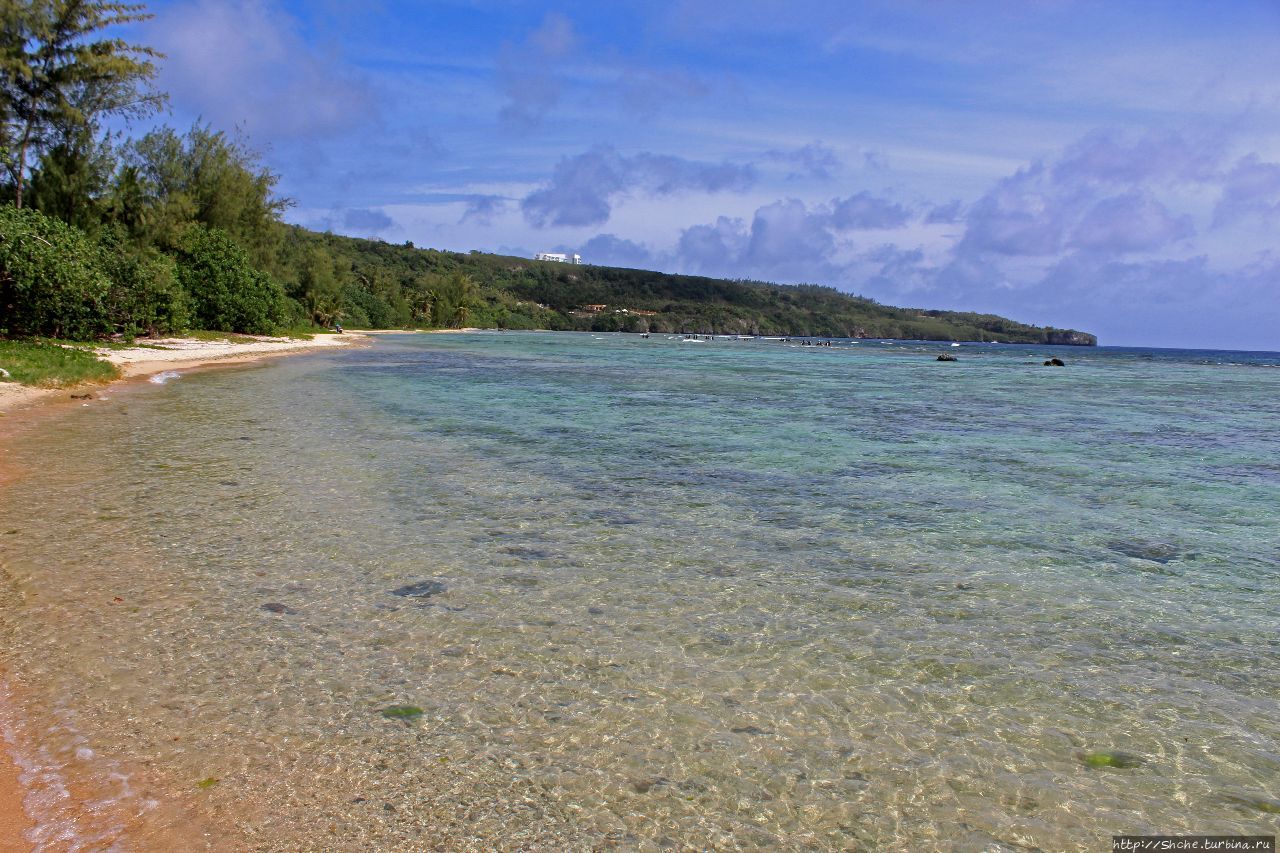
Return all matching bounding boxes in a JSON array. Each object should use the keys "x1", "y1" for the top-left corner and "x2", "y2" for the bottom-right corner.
[{"x1": 15, "y1": 130, "x2": 31, "y2": 209}]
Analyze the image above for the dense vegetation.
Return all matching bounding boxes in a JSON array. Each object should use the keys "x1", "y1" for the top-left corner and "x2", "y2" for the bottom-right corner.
[
  {"x1": 1, "y1": 0, "x2": 1095, "y2": 352},
  {"x1": 277, "y1": 230, "x2": 1095, "y2": 343}
]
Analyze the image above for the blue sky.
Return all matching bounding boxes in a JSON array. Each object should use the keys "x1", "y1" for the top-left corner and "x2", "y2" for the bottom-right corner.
[{"x1": 134, "y1": 1, "x2": 1280, "y2": 348}]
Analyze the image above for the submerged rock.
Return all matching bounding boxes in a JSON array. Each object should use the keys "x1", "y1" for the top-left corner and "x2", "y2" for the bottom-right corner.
[
  {"x1": 1079, "y1": 749, "x2": 1144, "y2": 769},
  {"x1": 390, "y1": 580, "x2": 447, "y2": 598},
  {"x1": 499, "y1": 545, "x2": 552, "y2": 560},
  {"x1": 1108, "y1": 540, "x2": 1179, "y2": 564},
  {"x1": 632, "y1": 776, "x2": 670, "y2": 794},
  {"x1": 261, "y1": 602, "x2": 297, "y2": 615},
  {"x1": 936, "y1": 354, "x2": 958, "y2": 362},
  {"x1": 731, "y1": 725, "x2": 773, "y2": 736},
  {"x1": 1044, "y1": 358, "x2": 1066, "y2": 366}
]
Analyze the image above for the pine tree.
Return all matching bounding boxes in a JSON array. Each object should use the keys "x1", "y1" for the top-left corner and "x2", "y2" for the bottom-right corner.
[{"x1": 1, "y1": 0, "x2": 164, "y2": 208}]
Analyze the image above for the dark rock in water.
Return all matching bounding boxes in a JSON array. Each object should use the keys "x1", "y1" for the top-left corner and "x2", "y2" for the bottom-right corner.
[
  {"x1": 1078, "y1": 749, "x2": 1144, "y2": 769},
  {"x1": 936, "y1": 354, "x2": 958, "y2": 361},
  {"x1": 219, "y1": 480, "x2": 238, "y2": 486},
  {"x1": 955, "y1": 582, "x2": 975, "y2": 591},
  {"x1": 731, "y1": 725, "x2": 772, "y2": 735},
  {"x1": 1109, "y1": 540, "x2": 1179, "y2": 564},
  {"x1": 500, "y1": 545, "x2": 552, "y2": 560},
  {"x1": 632, "y1": 776, "x2": 669, "y2": 794},
  {"x1": 1044, "y1": 358, "x2": 1066, "y2": 366},
  {"x1": 390, "y1": 580, "x2": 447, "y2": 598},
  {"x1": 587, "y1": 606, "x2": 605, "y2": 615},
  {"x1": 261, "y1": 602, "x2": 297, "y2": 615},
  {"x1": 70, "y1": 393, "x2": 94, "y2": 400}
]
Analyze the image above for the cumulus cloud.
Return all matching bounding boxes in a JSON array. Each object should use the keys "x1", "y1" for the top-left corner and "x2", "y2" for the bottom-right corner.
[
  {"x1": 1051, "y1": 128, "x2": 1225, "y2": 187},
  {"x1": 1070, "y1": 192, "x2": 1192, "y2": 253},
  {"x1": 149, "y1": 0, "x2": 377, "y2": 139},
  {"x1": 830, "y1": 191, "x2": 912, "y2": 230},
  {"x1": 581, "y1": 233, "x2": 654, "y2": 268},
  {"x1": 343, "y1": 208, "x2": 396, "y2": 233},
  {"x1": 669, "y1": 192, "x2": 916, "y2": 282},
  {"x1": 521, "y1": 146, "x2": 756, "y2": 228},
  {"x1": 460, "y1": 195, "x2": 512, "y2": 225},
  {"x1": 676, "y1": 216, "x2": 751, "y2": 276},
  {"x1": 957, "y1": 164, "x2": 1069, "y2": 257}
]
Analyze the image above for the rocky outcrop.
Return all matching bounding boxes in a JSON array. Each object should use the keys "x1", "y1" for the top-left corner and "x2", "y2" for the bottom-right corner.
[{"x1": 1043, "y1": 329, "x2": 1097, "y2": 346}]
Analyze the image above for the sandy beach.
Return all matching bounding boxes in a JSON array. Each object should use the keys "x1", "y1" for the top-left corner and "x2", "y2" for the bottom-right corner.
[
  {"x1": 0, "y1": 332, "x2": 365, "y2": 417},
  {"x1": 0, "y1": 331, "x2": 366, "y2": 850}
]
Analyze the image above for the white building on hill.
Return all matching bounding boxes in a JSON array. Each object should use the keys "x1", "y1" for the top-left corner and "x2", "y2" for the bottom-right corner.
[{"x1": 535, "y1": 252, "x2": 583, "y2": 264}]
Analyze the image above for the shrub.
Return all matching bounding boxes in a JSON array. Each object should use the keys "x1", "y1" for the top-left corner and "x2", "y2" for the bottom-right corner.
[
  {"x1": 0, "y1": 205, "x2": 113, "y2": 339},
  {"x1": 173, "y1": 224, "x2": 286, "y2": 334},
  {"x1": 97, "y1": 227, "x2": 191, "y2": 337}
]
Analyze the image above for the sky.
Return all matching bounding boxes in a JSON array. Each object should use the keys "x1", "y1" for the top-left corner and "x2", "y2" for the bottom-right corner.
[{"x1": 129, "y1": 0, "x2": 1280, "y2": 349}]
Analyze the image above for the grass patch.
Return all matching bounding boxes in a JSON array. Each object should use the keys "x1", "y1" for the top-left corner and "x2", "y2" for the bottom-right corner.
[
  {"x1": 276, "y1": 325, "x2": 318, "y2": 341},
  {"x1": 0, "y1": 339, "x2": 120, "y2": 388},
  {"x1": 85, "y1": 340, "x2": 170, "y2": 351},
  {"x1": 183, "y1": 329, "x2": 260, "y2": 344}
]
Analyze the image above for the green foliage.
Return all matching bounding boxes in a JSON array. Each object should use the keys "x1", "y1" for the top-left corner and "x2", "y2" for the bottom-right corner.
[
  {"x1": 25, "y1": 128, "x2": 117, "y2": 232},
  {"x1": 0, "y1": 338, "x2": 119, "y2": 387},
  {"x1": 172, "y1": 224, "x2": 286, "y2": 334},
  {"x1": 1, "y1": 0, "x2": 165, "y2": 208},
  {"x1": 96, "y1": 225, "x2": 189, "y2": 336},
  {"x1": 267, "y1": 229, "x2": 1096, "y2": 344},
  {"x1": 0, "y1": 204, "x2": 111, "y2": 338},
  {"x1": 117, "y1": 123, "x2": 288, "y2": 268}
]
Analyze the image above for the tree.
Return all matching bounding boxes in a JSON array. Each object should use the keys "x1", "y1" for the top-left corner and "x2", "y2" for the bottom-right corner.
[
  {"x1": 25, "y1": 124, "x2": 115, "y2": 231},
  {"x1": 172, "y1": 224, "x2": 286, "y2": 334},
  {"x1": 1, "y1": 1, "x2": 164, "y2": 208},
  {"x1": 118, "y1": 124, "x2": 289, "y2": 267},
  {"x1": 0, "y1": 203, "x2": 111, "y2": 338}
]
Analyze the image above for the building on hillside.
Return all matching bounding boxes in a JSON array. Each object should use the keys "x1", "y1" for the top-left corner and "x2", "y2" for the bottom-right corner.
[{"x1": 535, "y1": 252, "x2": 583, "y2": 264}]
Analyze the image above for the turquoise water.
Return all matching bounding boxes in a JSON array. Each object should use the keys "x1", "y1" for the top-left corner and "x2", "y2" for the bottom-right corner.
[{"x1": 1, "y1": 331, "x2": 1278, "y2": 850}]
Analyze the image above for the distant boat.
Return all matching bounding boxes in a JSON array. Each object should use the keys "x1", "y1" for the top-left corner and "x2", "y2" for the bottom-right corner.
[{"x1": 951, "y1": 343, "x2": 961, "y2": 347}]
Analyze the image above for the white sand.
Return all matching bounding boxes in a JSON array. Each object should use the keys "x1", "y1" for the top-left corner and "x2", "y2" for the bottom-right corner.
[{"x1": 0, "y1": 333, "x2": 363, "y2": 415}]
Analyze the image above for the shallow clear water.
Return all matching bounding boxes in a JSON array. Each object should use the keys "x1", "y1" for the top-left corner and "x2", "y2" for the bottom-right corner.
[{"x1": 1, "y1": 332, "x2": 1278, "y2": 850}]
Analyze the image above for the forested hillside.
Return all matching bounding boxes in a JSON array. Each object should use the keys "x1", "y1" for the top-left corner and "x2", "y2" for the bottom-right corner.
[{"x1": 278, "y1": 229, "x2": 1096, "y2": 344}]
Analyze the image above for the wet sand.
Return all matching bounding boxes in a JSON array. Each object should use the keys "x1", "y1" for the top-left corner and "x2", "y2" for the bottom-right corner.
[
  {"x1": 0, "y1": 748, "x2": 31, "y2": 852},
  {"x1": 0, "y1": 331, "x2": 368, "y2": 850}
]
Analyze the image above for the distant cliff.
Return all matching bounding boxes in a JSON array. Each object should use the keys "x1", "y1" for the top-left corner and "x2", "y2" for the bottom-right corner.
[
  {"x1": 284, "y1": 228, "x2": 1099, "y2": 345},
  {"x1": 1043, "y1": 329, "x2": 1098, "y2": 346}
]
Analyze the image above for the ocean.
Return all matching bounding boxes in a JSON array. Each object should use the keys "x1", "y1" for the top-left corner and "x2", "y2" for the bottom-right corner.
[{"x1": 1, "y1": 331, "x2": 1277, "y2": 849}]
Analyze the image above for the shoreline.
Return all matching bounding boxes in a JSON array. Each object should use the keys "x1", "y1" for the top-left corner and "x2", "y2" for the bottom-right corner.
[
  {"x1": 0, "y1": 331, "x2": 372, "y2": 417},
  {"x1": 0, "y1": 330, "x2": 375, "y2": 850}
]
